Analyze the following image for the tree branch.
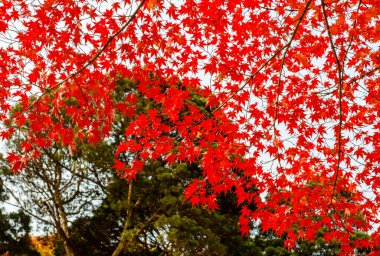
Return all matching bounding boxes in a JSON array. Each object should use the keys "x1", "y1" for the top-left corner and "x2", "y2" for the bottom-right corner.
[
  {"x1": 321, "y1": 0, "x2": 344, "y2": 205},
  {"x1": 273, "y1": 0, "x2": 312, "y2": 169}
]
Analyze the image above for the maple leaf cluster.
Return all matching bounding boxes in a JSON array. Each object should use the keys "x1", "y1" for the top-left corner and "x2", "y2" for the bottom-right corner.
[{"x1": 1, "y1": 0, "x2": 380, "y2": 254}]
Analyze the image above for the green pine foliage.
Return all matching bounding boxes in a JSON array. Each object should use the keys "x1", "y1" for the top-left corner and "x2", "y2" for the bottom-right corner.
[{"x1": 68, "y1": 161, "x2": 259, "y2": 255}]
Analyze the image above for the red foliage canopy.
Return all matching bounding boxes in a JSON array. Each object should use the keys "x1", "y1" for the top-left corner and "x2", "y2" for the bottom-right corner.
[{"x1": 1, "y1": 0, "x2": 380, "y2": 253}]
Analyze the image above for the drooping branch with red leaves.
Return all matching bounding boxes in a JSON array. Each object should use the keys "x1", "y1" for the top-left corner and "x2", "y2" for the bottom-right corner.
[{"x1": 1, "y1": 0, "x2": 380, "y2": 254}]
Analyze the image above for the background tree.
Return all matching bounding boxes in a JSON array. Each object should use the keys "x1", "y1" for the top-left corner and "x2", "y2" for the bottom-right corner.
[
  {"x1": 0, "y1": 178, "x2": 39, "y2": 256},
  {"x1": 1, "y1": 97, "x2": 113, "y2": 256},
  {"x1": 69, "y1": 162, "x2": 261, "y2": 256}
]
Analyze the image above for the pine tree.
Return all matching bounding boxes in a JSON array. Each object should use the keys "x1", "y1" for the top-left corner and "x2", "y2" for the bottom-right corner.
[{"x1": 69, "y1": 162, "x2": 260, "y2": 256}]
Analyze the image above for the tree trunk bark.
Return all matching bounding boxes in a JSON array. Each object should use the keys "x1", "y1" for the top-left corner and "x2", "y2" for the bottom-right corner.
[
  {"x1": 112, "y1": 182, "x2": 133, "y2": 256},
  {"x1": 63, "y1": 240, "x2": 75, "y2": 256},
  {"x1": 55, "y1": 193, "x2": 75, "y2": 256}
]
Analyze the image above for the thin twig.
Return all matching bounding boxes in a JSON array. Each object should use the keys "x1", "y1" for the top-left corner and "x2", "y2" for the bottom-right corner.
[{"x1": 321, "y1": 0, "x2": 344, "y2": 205}]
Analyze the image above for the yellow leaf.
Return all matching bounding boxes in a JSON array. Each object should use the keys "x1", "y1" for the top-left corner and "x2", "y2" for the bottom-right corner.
[{"x1": 147, "y1": 0, "x2": 157, "y2": 11}]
